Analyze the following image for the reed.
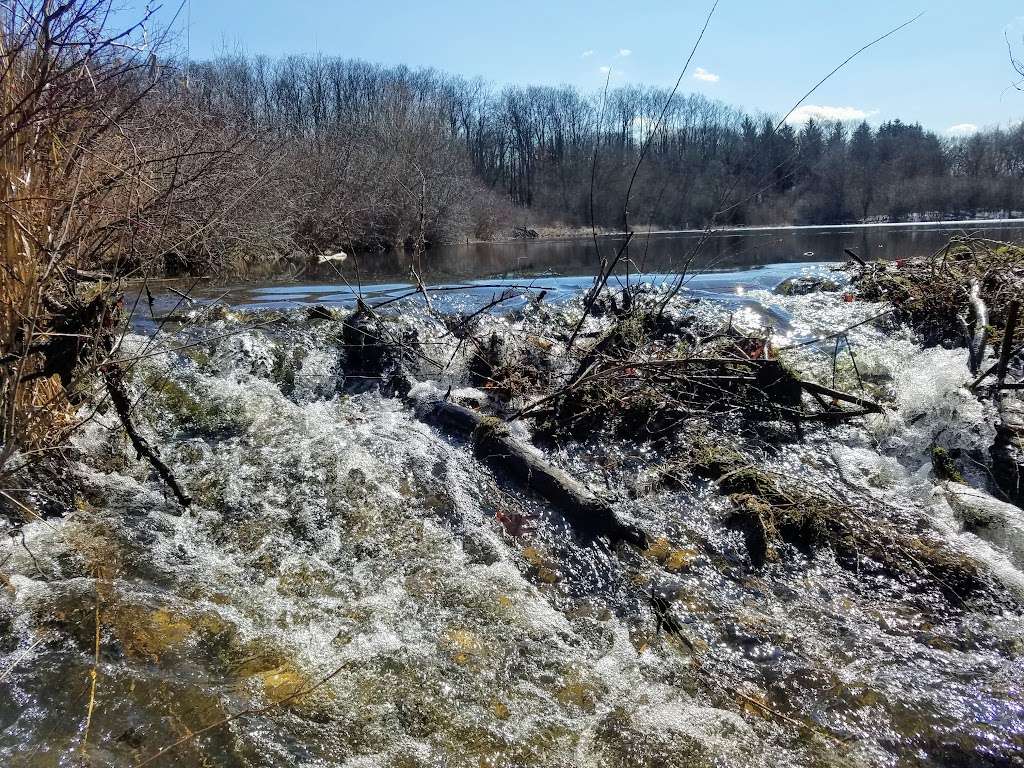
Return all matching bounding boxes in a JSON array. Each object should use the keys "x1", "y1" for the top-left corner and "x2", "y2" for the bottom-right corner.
[
  {"x1": 0, "y1": 7, "x2": 74, "y2": 495},
  {"x1": 0, "y1": 1, "x2": 219, "y2": 517}
]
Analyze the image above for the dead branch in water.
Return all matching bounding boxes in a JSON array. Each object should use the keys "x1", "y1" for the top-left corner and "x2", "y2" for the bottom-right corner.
[
  {"x1": 103, "y1": 364, "x2": 191, "y2": 509},
  {"x1": 421, "y1": 396, "x2": 647, "y2": 548},
  {"x1": 343, "y1": 309, "x2": 646, "y2": 548}
]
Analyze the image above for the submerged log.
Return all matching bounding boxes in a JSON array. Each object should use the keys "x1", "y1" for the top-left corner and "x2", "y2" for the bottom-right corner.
[
  {"x1": 944, "y1": 482, "x2": 1024, "y2": 566},
  {"x1": 421, "y1": 397, "x2": 648, "y2": 549},
  {"x1": 693, "y1": 442, "x2": 999, "y2": 603}
]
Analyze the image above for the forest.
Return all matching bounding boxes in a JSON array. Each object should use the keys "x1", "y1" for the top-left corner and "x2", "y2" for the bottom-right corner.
[{"x1": 156, "y1": 52, "x2": 1024, "y2": 270}]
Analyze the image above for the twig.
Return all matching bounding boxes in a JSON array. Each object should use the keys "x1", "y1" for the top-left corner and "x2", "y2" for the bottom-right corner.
[
  {"x1": 81, "y1": 572, "x2": 102, "y2": 752},
  {"x1": 133, "y1": 662, "x2": 348, "y2": 767},
  {"x1": 0, "y1": 634, "x2": 47, "y2": 684}
]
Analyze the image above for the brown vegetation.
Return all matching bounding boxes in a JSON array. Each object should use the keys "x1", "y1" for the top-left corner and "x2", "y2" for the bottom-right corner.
[
  {"x1": 854, "y1": 237, "x2": 1023, "y2": 340},
  {"x1": 0, "y1": 1, "x2": 249, "y2": 520},
  {"x1": 174, "y1": 53, "x2": 1024, "y2": 262}
]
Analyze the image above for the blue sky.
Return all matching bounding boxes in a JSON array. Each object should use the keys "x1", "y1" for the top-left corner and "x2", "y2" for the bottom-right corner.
[{"x1": 142, "y1": 1, "x2": 1023, "y2": 134}]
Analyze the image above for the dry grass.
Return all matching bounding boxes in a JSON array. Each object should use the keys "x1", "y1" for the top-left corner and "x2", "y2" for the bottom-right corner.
[{"x1": 0, "y1": 15, "x2": 78, "y2": 494}]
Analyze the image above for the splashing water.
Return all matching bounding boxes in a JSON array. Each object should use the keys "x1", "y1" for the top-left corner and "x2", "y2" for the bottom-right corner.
[{"x1": 1, "y1": 264, "x2": 1023, "y2": 767}]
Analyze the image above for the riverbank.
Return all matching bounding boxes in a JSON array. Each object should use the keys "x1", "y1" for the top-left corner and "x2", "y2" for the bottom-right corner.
[{"x1": 486, "y1": 216, "x2": 1024, "y2": 245}]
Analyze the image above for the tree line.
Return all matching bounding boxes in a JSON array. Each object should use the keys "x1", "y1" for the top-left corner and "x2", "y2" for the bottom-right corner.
[{"x1": 162, "y1": 53, "x2": 1024, "y2": 268}]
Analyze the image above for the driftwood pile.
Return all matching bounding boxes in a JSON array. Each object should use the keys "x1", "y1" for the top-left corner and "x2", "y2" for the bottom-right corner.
[
  {"x1": 343, "y1": 290, "x2": 870, "y2": 554},
  {"x1": 852, "y1": 235, "x2": 1024, "y2": 382},
  {"x1": 850, "y1": 235, "x2": 1024, "y2": 504},
  {"x1": 331, "y1": 290, "x2": 1013, "y2": 607}
]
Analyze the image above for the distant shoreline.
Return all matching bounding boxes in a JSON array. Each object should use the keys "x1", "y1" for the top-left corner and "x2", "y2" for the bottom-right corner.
[{"x1": 479, "y1": 217, "x2": 1024, "y2": 245}]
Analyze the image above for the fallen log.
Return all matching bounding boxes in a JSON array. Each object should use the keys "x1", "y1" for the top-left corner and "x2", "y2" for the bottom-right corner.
[
  {"x1": 340, "y1": 311, "x2": 649, "y2": 550},
  {"x1": 419, "y1": 395, "x2": 648, "y2": 549},
  {"x1": 798, "y1": 380, "x2": 883, "y2": 413}
]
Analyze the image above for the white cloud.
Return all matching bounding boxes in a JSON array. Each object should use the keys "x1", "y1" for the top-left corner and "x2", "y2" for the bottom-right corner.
[
  {"x1": 617, "y1": 48, "x2": 632, "y2": 57},
  {"x1": 785, "y1": 104, "x2": 875, "y2": 124},
  {"x1": 947, "y1": 123, "x2": 979, "y2": 136},
  {"x1": 581, "y1": 49, "x2": 594, "y2": 58},
  {"x1": 599, "y1": 65, "x2": 611, "y2": 74},
  {"x1": 693, "y1": 67, "x2": 719, "y2": 83}
]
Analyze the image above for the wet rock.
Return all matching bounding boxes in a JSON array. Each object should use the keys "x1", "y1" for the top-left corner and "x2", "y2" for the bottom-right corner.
[
  {"x1": 587, "y1": 701, "x2": 758, "y2": 768},
  {"x1": 774, "y1": 275, "x2": 841, "y2": 296},
  {"x1": 944, "y1": 481, "x2": 1024, "y2": 564},
  {"x1": 460, "y1": 526, "x2": 502, "y2": 565}
]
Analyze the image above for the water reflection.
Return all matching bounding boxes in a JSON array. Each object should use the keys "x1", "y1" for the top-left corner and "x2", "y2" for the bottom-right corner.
[
  {"x1": 330, "y1": 220, "x2": 1024, "y2": 283},
  {"x1": 141, "y1": 221, "x2": 1024, "y2": 322}
]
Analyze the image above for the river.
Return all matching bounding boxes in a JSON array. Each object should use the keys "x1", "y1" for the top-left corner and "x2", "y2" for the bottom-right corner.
[
  {"x1": 147, "y1": 220, "x2": 1024, "y2": 316},
  {"x1": 1, "y1": 224, "x2": 1023, "y2": 767}
]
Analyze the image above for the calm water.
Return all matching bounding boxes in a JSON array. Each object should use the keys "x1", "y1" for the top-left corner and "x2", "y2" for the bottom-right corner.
[
  {"x1": 145, "y1": 220, "x2": 1024, "y2": 317},
  {"x1": 331, "y1": 220, "x2": 1024, "y2": 283}
]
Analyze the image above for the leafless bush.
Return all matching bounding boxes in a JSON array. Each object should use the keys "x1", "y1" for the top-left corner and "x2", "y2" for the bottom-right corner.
[{"x1": 0, "y1": 2, "x2": 255, "y2": 518}]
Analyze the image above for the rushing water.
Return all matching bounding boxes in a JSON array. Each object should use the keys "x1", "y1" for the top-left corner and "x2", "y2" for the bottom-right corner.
[{"x1": 2, "y1": 235, "x2": 1024, "y2": 765}]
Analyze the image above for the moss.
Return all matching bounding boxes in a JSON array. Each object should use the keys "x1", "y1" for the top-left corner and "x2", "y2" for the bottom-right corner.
[
  {"x1": 147, "y1": 374, "x2": 202, "y2": 418},
  {"x1": 931, "y1": 446, "x2": 966, "y2": 483},
  {"x1": 472, "y1": 415, "x2": 507, "y2": 443},
  {"x1": 258, "y1": 663, "x2": 309, "y2": 702},
  {"x1": 644, "y1": 537, "x2": 698, "y2": 572},
  {"x1": 146, "y1": 372, "x2": 246, "y2": 435},
  {"x1": 183, "y1": 346, "x2": 212, "y2": 368},
  {"x1": 271, "y1": 345, "x2": 307, "y2": 395},
  {"x1": 555, "y1": 672, "x2": 601, "y2": 713},
  {"x1": 680, "y1": 434, "x2": 995, "y2": 603},
  {"x1": 664, "y1": 548, "x2": 698, "y2": 572},
  {"x1": 612, "y1": 311, "x2": 648, "y2": 351},
  {"x1": 439, "y1": 628, "x2": 489, "y2": 668}
]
